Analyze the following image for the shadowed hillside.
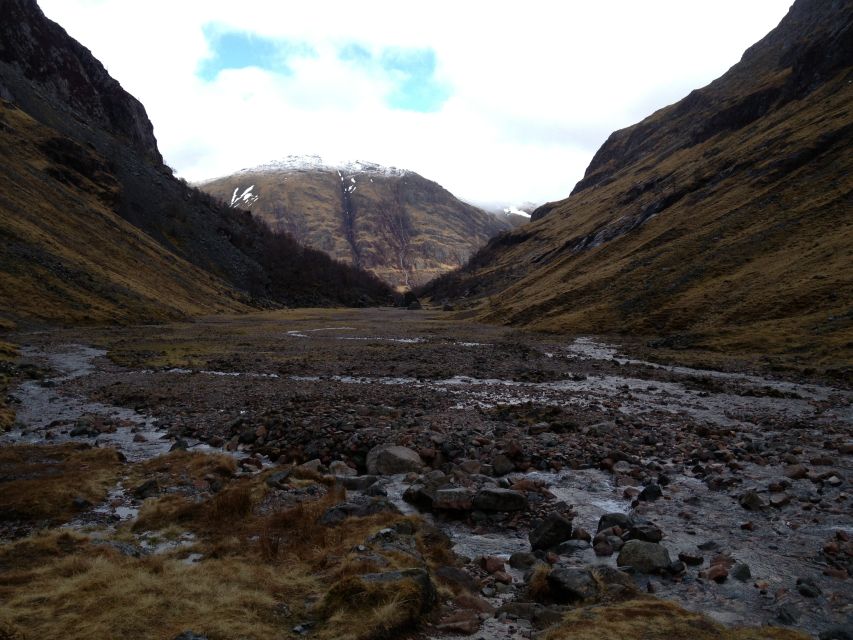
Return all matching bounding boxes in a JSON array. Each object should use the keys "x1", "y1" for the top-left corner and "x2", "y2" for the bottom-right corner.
[
  {"x1": 0, "y1": 0, "x2": 391, "y2": 327},
  {"x1": 423, "y1": 0, "x2": 852, "y2": 372}
]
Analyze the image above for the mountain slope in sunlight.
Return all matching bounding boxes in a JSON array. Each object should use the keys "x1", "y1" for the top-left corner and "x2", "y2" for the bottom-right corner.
[{"x1": 423, "y1": 0, "x2": 852, "y2": 372}]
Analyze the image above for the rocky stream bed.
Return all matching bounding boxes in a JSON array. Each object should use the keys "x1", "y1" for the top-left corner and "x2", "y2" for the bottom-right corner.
[{"x1": 2, "y1": 310, "x2": 851, "y2": 638}]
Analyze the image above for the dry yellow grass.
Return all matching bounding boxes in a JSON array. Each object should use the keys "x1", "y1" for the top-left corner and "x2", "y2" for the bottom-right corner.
[
  {"x1": 540, "y1": 599, "x2": 810, "y2": 640},
  {"x1": 0, "y1": 530, "x2": 320, "y2": 640},
  {"x1": 0, "y1": 451, "x2": 449, "y2": 640},
  {"x1": 0, "y1": 101, "x2": 250, "y2": 328},
  {"x1": 0, "y1": 444, "x2": 123, "y2": 524}
]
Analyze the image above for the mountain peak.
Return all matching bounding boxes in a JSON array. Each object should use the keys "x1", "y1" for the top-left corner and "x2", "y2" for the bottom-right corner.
[{"x1": 236, "y1": 155, "x2": 411, "y2": 178}]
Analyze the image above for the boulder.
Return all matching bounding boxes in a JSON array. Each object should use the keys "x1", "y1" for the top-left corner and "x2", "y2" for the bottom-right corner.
[
  {"x1": 617, "y1": 540, "x2": 672, "y2": 574},
  {"x1": 547, "y1": 568, "x2": 599, "y2": 603},
  {"x1": 366, "y1": 445, "x2": 423, "y2": 475},
  {"x1": 472, "y1": 488, "x2": 528, "y2": 512},
  {"x1": 739, "y1": 491, "x2": 766, "y2": 511},
  {"x1": 529, "y1": 512, "x2": 574, "y2": 551},
  {"x1": 329, "y1": 460, "x2": 357, "y2": 477},
  {"x1": 433, "y1": 488, "x2": 474, "y2": 511},
  {"x1": 597, "y1": 512, "x2": 631, "y2": 532},
  {"x1": 491, "y1": 454, "x2": 515, "y2": 476}
]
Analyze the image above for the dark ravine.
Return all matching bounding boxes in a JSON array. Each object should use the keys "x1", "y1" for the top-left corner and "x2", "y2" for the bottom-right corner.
[{"x1": 339, "y1": 174, "x2": 363, "y2": 270}]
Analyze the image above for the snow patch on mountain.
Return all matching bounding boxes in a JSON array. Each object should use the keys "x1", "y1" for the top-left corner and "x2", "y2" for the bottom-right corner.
[
  {"x1": 230, "y1": 185, "x2": 259, "y2": 208},
  {"x1": 236, "y1": 155, "x2": 411, "y2": 178},
  {"x1": 503, "y1": 206, "x2": 531, "y2": 218}
]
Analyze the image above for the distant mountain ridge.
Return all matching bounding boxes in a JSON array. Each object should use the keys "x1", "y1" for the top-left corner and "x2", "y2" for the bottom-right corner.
[
  {"x1": 423, "y1": 0, "x2": 853, "y2": 371},
  {"x1": 200, "y1": 158, "x2": 513, "y2": 289}
]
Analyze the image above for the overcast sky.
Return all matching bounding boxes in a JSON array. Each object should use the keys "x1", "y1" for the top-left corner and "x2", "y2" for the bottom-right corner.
[{"x1": 39, "y1": 0, "x2": 792, "y2": 207}]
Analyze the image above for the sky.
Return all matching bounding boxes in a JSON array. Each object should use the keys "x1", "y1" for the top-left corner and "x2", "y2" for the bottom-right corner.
[{"x1": 39, "y1": 0, "x2": 792, "y2": 208}]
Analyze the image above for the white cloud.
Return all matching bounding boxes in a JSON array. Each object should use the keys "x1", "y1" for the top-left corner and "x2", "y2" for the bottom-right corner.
[{"x1": 38, "y1": 0, "x2": 792, "y2": 205}]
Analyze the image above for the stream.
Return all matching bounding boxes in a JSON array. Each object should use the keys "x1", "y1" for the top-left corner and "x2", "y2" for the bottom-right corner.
[{"x1": 3, "y1": 336, "x2": 851, "y2": 637}]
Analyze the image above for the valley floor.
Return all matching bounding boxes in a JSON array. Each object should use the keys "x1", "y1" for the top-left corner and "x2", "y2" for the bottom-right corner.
[{"x1": 0, "y1": 309, "x2": 850, "y2": 639}]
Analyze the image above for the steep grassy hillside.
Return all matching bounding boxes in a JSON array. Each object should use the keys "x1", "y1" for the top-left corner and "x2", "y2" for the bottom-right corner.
[
  {"x1": 0, "y1": 0, "x2": 391, "y2": 328},
  {"x1": 425, "y1": 0, "x2": 852, "y2": 372},
  {"x1": 201, "y1": 160, "x2": 512, "y2": 289},
  {"x1": 0, "y1": 101, "x2": 252, "y2": 325}
]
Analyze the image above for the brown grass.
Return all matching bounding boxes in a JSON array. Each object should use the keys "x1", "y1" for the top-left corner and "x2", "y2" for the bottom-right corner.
[
  {"x1": 0, "y1": 448, "x2": 452, "y2": 640},
  {"x1": 0, "y1": 341, "x2": 16, "y2": 431},
  {"x1": 540, "y1": 598, "x2": 810, "y2": 640},
  {"x1": 0, "y1": 530, "x2": 319, "y2": 640},
  {"x1": 130, "y1": 450, "x2": 236, "y2": 489},
  {"x1": 0, "y1": 444, "x2": 123, "y2": 524}
]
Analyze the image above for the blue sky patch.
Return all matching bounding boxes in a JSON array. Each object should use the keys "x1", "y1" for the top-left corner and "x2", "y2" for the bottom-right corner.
[
  {"x1": 338, "y1": 43, "x2": 450, "y2": 113},
  {"x1": 198, "y1": 25, "x2": 315, "y2": 81}
]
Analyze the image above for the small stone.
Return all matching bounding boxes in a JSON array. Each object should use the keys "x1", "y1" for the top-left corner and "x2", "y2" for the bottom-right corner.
[
  {"x1": 597, "y1": 512, "x2": 631, "y2": 532},
  {"x1": 617, "y1": 540, "x2": 671, "y2": 574},
  {"x1": 704, "y1": 564, "x2": 728, "y2": 583},
  {"x1": 572, "y1": 527, "x2": 592, "y2": 542},
  {"x1": 491, "y1": 454, "x2": 515, "y2": 476},
  {"x1": 481, "y1": 556, "x2": 505, "y2": 574},
  {"x1": 132, "y1": 479, "x2": 160, "y2": 499},
  {"x1": 770, "y1": 494, "x2": 791, "y2": 508},
  {"x1": 329, "y1": 460, "x2": 357, "y2": 476},
  {"x1": 628, "y1": 523, "x2": 663, "y2": 543},
  {"x1": 529, "y1": 512, "x2": 574, "y2": 551},
  {"x1": 594, "y1": 540, "x2": 614, "y2": 556},
  {"x1": 796, "y1": 577, "x2": 822, "y2": 598},
  {"x1": 509, "y1": 552, "x2": 537, "y2": 570},
  {"x1": 472, "y1": 488, "x2": 528, "y2": 512},
  {"x1": 555, "y1": 539, "x2": 590, "y2": 554},
  {"x1": 433, "y1": 488, "x2": 474, "y2": 511},
  {"x1": 784, "y1": 464, "x2": 808, "y2": 480},
  {"x1": 776, "y1": 603, "x2": 801, "y2": 625},
  {"x1": 72, "y1": 496, "x2": 92, "y2": 510},
  {"x1": 265, "y1": 469, "x2": 291, "y2": 488},
  {"x1": 732, "y1": 563, "x2": 751, "y2": 581},
  {"x1": 738, "y1": 491, "x2": 765, "y2": 511},
  {"x1": 639, "y1": 483, "x2": 663, "y2": 502},
  {"x1": 678, "y1": 551, "x2": 704, "y2": 566},
  {"x1": 365, "y1": 445, "x2": 423, "y2": 475}
]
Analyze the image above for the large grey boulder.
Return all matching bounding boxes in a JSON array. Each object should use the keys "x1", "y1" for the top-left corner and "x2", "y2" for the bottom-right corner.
[
  {"x1": 547, "y1": 568, "x2": 599, "y2": 603},
  {"x1": 366, "y1": 444, "x2": 424, "y2": 475},
  {"x1": 529, "y1": 512, "x2": 574, "y2": 551},
  {"x1": 617, "y1": 540, "x2": 672, "y2": 573},
  {"x1": 472, "y1": 488, "x2": 528, "y2": 512}
]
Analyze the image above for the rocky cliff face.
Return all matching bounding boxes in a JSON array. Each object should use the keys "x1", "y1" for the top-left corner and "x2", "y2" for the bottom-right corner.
[
  {"x1": 424, "y1": 0, "x2": 853, "y2": 370},
  {"x1": 200, "y1": 158, "x2": 513, "y2": 289},
  {"x1": 0, "y1": 0, "x2": 391, "y2": 326},
  {"x1": 0, "y1": 0, "x2": 161, "y2": 164}
]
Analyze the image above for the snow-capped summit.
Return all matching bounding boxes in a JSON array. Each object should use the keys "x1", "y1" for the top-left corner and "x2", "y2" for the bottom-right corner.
[{"x1": 236, "y1": 155, "x2": 411, "y2": 178}]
